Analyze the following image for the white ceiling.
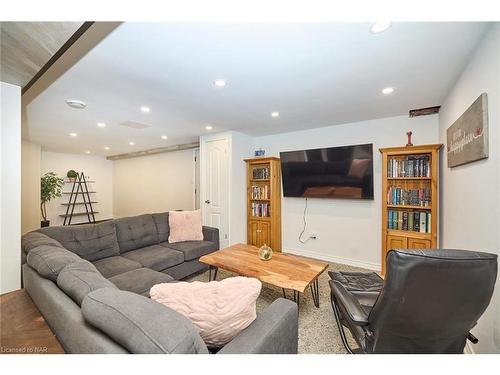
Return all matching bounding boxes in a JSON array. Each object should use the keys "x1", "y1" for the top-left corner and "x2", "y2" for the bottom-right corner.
[{"x1": 24, "y1": 22, "x2": 490, "y2": 156}]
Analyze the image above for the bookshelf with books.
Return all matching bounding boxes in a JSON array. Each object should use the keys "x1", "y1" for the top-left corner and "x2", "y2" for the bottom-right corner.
[
  {"x1": 379, "y1": 144, "x2": 442, "y2": 277},
  {"x1": 245, "y1": 157, "x2": 281, "y2": 252}
]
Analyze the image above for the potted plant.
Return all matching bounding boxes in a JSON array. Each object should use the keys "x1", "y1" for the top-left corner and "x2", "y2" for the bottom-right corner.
[
  {"x1": 67, "y1": 169, "x2": 78, "y2": 182},
  {"x1": 41, "y1": 172, "x2": 64, "y2": 227}
]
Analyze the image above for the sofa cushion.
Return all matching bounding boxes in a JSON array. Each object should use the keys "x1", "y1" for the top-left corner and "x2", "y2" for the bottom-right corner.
[
  {"x1": 38, "y1": 221, "x2": 120, "y2": 262},
  {"x1": 114, "y1": 214, "x2": 159, "y2": 253},
  {"x1": 122, "y1": 245, "x2": 184, "y2": 271},
  {"x1": 152, "y1": 212, "x2": 170, "y2": 243},
  {"x1": 108, "y1": 268, "x2": 174, "y2": 296},
  {"x1": 21, "y1": 232, "x2": 64, "y2": 255},
  {"x1": 26, "y1": 245, "x2": 81, "y2": 282},
  {"x1": 161, "y1": 240, "x2": 217, "y2": 261},
  {"x1": 81, "y1": 288, "x2": 208, "y2": 354},
  {"x1": 150, "y1": 277, "x2": 262, "y2": 348},
  {"x1": 92, "y1": 256, "x2": 142, "y2": 279},
  {"x1": 57, "y1": 260, "x2": 117, "y2": 305},
  {"x1": 168, "y1": 210, "x2": 203, "y2": 243}
]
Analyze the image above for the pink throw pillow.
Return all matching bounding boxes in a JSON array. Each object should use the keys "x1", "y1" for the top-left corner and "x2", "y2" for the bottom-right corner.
[
  {"x1": 150, "y1": 277, "x2": 262, "y2": 348},
  {"x1": 168, "y1": 210, "x2": 203, "y2": 243}
]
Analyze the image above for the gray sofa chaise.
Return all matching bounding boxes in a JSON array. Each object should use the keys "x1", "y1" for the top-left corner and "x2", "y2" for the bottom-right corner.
[{"x1": 21, "y1": 212, "x2": 298, "y2": 354}]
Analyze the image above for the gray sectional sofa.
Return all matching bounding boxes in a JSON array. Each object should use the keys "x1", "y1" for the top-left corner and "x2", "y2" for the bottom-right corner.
[{"x1": 21, "y1": 212, "x2": 298, "y2": 354}]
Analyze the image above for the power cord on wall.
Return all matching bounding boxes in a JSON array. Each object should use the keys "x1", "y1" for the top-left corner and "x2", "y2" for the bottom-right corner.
[{"x1": 298, "y1": 198, "x2": 311, "y2": 244}]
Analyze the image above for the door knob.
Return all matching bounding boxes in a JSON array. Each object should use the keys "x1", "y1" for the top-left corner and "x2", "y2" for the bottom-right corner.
[{"x1": 205, "y1": 200, "x2": 211, "y2": 204}]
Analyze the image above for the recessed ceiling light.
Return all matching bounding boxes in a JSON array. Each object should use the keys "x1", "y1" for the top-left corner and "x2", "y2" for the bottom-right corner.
[
  {"x1": 382, "y1": 87, "x2": 395, "y2": 95},
  {"x1": 65, "y1": 99, "x2": 86, "y2": 109},
  {"x1": 271, "y1": 112, "x2": 280, "y2": 118},
  {"x1": 84, "y1": 150, "x2": 91, "y2": 154},
  {"x1": 129, "y1": 141, "x2": 135, "y2": 146},
  {"x1": 104, "y1": 146, "x2": 110, "y2": 150},
  {"x1": 370, "y1": 21, "x2": 392, "y2": 34},
  {"x1": 140, "y1": 106, "x2": 150, "y2": 113},
  {"x1": 205, "y1": 125, "x2": 213, "y2": 130},
  {"x1": 161, "y1": 135, "x2": 168, "y2": 140},
  {"x1": 214, "y1": 79, "x2": 226, "y2": 87},
  {"x1": 97, "y1": 122, "x2": 106, "y2": 128},
  {"x1": 69, "y1": 132, "x2": 78, "y2": 137}
]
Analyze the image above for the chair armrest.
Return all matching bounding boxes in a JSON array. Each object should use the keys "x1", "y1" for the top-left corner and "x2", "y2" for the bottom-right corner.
[
  {"x1": 218, "y1": 298, "x2": 298, "y2": 354},
  {"x1": 202, "y1": 226, "x2": 219, "y2": 249},
  {"x1": 330, "y1": 280, "x2": 369, "y2": 326}
]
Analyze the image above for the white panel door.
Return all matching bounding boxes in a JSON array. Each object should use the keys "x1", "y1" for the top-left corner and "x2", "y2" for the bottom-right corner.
[{"x1": 203, "y1": 138, "x2": 229, "y2": 248}]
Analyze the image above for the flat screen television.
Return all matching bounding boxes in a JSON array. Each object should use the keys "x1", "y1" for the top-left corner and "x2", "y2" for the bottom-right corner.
[{"x1": 280, "y1": 143, "x2": 374, "y2": 199}]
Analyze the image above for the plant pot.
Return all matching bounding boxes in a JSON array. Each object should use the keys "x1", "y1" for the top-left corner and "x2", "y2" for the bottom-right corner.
[
  {"x1": 41, "y1": 220, "x2": 50, "y2": 228},
  {"x1": 69, "y1": 177, "x2": 76, "y2": 182}
]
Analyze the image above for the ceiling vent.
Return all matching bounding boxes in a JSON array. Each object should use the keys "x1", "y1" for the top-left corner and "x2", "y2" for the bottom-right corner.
[
  {"x1": 119, "y1": 121, "x2": 152, "y2": 129},
  {"x1": 65, "y1": 99, "x2": 86, "y2": 109},
  {"x1": 409, "y1": 106, "x2": 440, "y2": 117}
]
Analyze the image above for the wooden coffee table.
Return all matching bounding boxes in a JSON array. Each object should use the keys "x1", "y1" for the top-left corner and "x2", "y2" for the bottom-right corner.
[{"x1": 199, "y1": 243, "x2": 328, "y2": 308}]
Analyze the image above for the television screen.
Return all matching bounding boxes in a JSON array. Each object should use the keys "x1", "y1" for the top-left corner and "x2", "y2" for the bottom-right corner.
[{"x1": 280, "y1": 143, "x2": 374, "y2": 199}]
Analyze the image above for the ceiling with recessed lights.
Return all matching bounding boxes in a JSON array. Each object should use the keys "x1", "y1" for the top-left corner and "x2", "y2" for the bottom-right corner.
[{"x1": 24, "y1": 22, "x2": 491, "y2": 156}]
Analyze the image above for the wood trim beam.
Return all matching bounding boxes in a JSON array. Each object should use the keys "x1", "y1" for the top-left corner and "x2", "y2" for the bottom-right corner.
[
  {"x1": 21, "y1": 22, "x2": 94, "y2": 95},
  {"x1": 106, "y1": 142, "x2": 200, "y2": 160},
  {"x1": 21, "y1": 21, "x2": 122, "y2": 104}
]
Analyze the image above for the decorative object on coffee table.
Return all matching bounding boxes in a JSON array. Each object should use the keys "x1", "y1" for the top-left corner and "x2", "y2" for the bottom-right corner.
[
  {"x1": 40, "y1": 172, "x2": 64, "y2": 227},
  {"x1": 200, "y1": 243, "x2": 327, "y2": 308},
  {"x1": 259, "y1": 244, "x2": 273, "y2": 261}
]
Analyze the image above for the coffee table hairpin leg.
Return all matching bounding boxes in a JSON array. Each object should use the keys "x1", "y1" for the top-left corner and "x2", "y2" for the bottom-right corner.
[
  {"x1": 282, "y1": 279, "x2": 319, "y2": 308},
  {"x1": 281, "y1": 288, "x2": 301, "y2": 309},
  {"x1": 310, "y1": 278, "x2": 320, "y2": 308},
  {"x1": 208, "y1": 266, "x2": 218, "y2": 281}
]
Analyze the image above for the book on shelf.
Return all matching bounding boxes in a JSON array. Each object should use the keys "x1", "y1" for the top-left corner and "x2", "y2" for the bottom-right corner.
[
  {"x1": 251, "y1": 202, "x2": 270, "y2": 217},
  {"x1": 252, "y1": 167, "x2": 270, "y2": 180},
  {"x1": 387, "y1": 187, "x2": 431, "y2": 206},
  {"x1": 251, "y1": 185, "x2": 269, "y2": 199},
  {"x1": 387, "y1": 155, "x2": 431, "y2": 178},
  {"x1": 387, "y1": 209, "x2": 431, "y2": 233}
]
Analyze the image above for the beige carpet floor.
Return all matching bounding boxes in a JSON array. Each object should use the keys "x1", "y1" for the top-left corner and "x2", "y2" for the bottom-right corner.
[{"x1": 187, "y1": 261, "x2": 369, "y2": 354}]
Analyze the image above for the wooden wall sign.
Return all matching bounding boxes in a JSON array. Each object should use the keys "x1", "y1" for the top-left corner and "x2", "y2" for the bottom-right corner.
[{"x1": 446, "y1": 93, "x2": 489, "y2": 168}]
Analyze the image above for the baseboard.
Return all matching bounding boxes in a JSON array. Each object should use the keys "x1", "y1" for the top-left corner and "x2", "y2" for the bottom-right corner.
[{"x1": 283, "y1": 248, "x2": 381, "y2": 271}]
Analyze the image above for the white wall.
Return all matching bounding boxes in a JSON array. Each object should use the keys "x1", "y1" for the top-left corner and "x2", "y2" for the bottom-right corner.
[
  {"x1": 41, "y1": 151, "x2": 113, "y2": 226},
  {"x1": 438, "y1": 24, "x2": 500, "y2": 353},
  {"x1": 21, "y1": 140, "x2": 41, "y2": 234},
  {"x1": 255, "y1": 115, "x2": 439, "y2": 269},
  {"x1": 113, "y1": 149, "x2": 195, "y2": 218},
  {"x1": 1, "y1": 82, "x2": 21, "y2": 294},
  {"x1": 229, "y1": 132, "x2": 255, "y2": 244}
]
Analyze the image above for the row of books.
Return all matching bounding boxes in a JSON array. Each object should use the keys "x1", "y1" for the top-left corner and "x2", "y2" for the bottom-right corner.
[
  {"x1": 387, "y1": 155, "x2": 431, "y2": 178},
  {"x1": 388, "y1": 210, "x2": 431, "y2": 233},
  {"x1": 252, "y1": 167, "x2": 270, "y2": 180},
  {"x1": 387, "y1": 187, "x2": 431, "y2": 207},
  {"x1": 251, "y1": 202, "x2": 270, "y2": 217},
  {"x1": 251, "y1": 185, "x2": 269, "y2": 200}
]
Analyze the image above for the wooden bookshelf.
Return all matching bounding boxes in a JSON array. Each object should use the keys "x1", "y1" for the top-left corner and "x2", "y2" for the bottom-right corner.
[
  {"x1": 245, "y1": 157, "x2": 281, "y2": 252},
  {"x1": 379, "y1": 144, "x2": 442, "y2": 277}
]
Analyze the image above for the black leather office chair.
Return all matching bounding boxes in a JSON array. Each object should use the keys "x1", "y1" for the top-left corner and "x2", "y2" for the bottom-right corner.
[{"x1": 329, "y1": 249, "x2": 497, "y2": 353}]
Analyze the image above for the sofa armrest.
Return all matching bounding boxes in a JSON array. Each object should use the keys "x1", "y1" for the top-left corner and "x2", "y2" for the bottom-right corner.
[
  {"x1": 202, "y1": 226, "x2": 219, "y2": 249},
  {"x1": 218, "y1": 298, "x2": 298, "y2": 354}
]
